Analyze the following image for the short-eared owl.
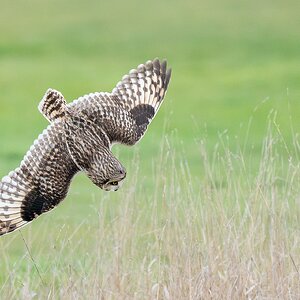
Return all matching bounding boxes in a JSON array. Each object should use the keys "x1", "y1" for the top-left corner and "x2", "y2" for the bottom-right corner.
[{"x1": 0, "y1": 59, "x2": 171, "y2": 236}]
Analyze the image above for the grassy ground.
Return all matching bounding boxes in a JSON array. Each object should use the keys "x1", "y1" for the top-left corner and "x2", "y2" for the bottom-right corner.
[
  {"x1": 1, "y1": 0, "x2": 300, "y2": 298},
  {"x1": 1, "y1": 129, "x2": 300, "y2": 299}
]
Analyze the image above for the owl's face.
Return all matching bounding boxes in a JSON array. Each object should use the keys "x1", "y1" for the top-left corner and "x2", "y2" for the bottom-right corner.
[
  {"x1": 99, "y1": 159, "x2": 126, "y2": 192},
  {"x1": 87, "y1": 169, "x2": 126, "y2": 192},
  {"x1": 102, "y1": 176, "x2": 125, "y2": 192}
]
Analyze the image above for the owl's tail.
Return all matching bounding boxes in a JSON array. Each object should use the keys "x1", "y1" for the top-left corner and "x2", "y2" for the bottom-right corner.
[
  {"x1": 38, "y1": 88, "x2": 68, "y2": 123},
  {"x1": 0, "y1": 168, "x2": 32, "y2": 236}
]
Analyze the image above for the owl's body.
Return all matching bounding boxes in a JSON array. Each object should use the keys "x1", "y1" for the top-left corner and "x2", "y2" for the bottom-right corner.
[{"x1": 0, "y1": 59, "x2": 171, "y2": 236}]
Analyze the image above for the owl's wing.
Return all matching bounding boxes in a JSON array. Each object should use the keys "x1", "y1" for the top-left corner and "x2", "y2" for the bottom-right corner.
[
  {"x1": 109, "y1": 58, "x2": 171, "y2": 144},
  {"x1": 0, "y1": 123, "x2": 77, "y2": 236},
  {"x1": 68, "y1": 59, "x2": 171, "y2": 146}
]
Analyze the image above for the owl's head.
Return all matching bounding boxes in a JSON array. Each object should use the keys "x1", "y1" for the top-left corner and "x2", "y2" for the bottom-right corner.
[{"x1": 85, "y1": 150, "x2": 126, "y2": 192}]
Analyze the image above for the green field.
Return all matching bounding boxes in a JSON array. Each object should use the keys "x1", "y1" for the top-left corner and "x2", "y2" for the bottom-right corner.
[{"x1": 1, "y1": 0, "x2": 300, "y2": 298}]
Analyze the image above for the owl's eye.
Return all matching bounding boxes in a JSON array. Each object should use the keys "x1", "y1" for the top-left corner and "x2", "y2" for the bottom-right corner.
[{"x1": 111, "y1": 181, "x2": 118, "y2": 186}]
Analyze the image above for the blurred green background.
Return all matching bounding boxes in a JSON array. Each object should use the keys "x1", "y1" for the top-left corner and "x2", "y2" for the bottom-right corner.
[
  {"x1": 1, "y1": 0, "x2": 300, "y2": 167},
  {"x1": 1, "y1": 0, "x2": 300, "y2": 278}
]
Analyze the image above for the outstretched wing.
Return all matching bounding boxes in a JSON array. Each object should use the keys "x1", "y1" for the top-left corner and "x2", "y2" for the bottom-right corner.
[
  {"x1": 0, "y1": 123, "x2": 78, "y2": 236},
  {"x1": 68, "y1": 58, "x2": 171, "y2": 146}
]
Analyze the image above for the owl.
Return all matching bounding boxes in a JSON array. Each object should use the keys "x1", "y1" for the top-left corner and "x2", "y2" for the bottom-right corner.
[{"x1": 0, "y1": 59, "x2": 171, "y2": 236}]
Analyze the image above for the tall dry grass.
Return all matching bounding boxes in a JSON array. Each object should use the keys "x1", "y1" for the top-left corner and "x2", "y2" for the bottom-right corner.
[{"x1": 1, "y1": 119, "x2": 300, "y2": 299}]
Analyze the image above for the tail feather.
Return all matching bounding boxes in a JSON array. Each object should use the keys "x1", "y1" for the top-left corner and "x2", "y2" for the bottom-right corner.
[{"x1": 38, "y1": 88, "x2": 67, "y2": 123}]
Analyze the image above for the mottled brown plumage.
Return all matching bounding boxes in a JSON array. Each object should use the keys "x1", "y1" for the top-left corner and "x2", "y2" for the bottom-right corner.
[{"x1": 0, "y1": 58, "x2": 171, "y2": 236}]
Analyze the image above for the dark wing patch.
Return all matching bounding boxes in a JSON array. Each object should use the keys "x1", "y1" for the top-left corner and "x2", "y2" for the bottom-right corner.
[
  {"x1": 130, "y1": 104, "x2": 155, "y2": 126},
  {"x1": 21, "y1": 189, "x2": 44, "y2": 221}
]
